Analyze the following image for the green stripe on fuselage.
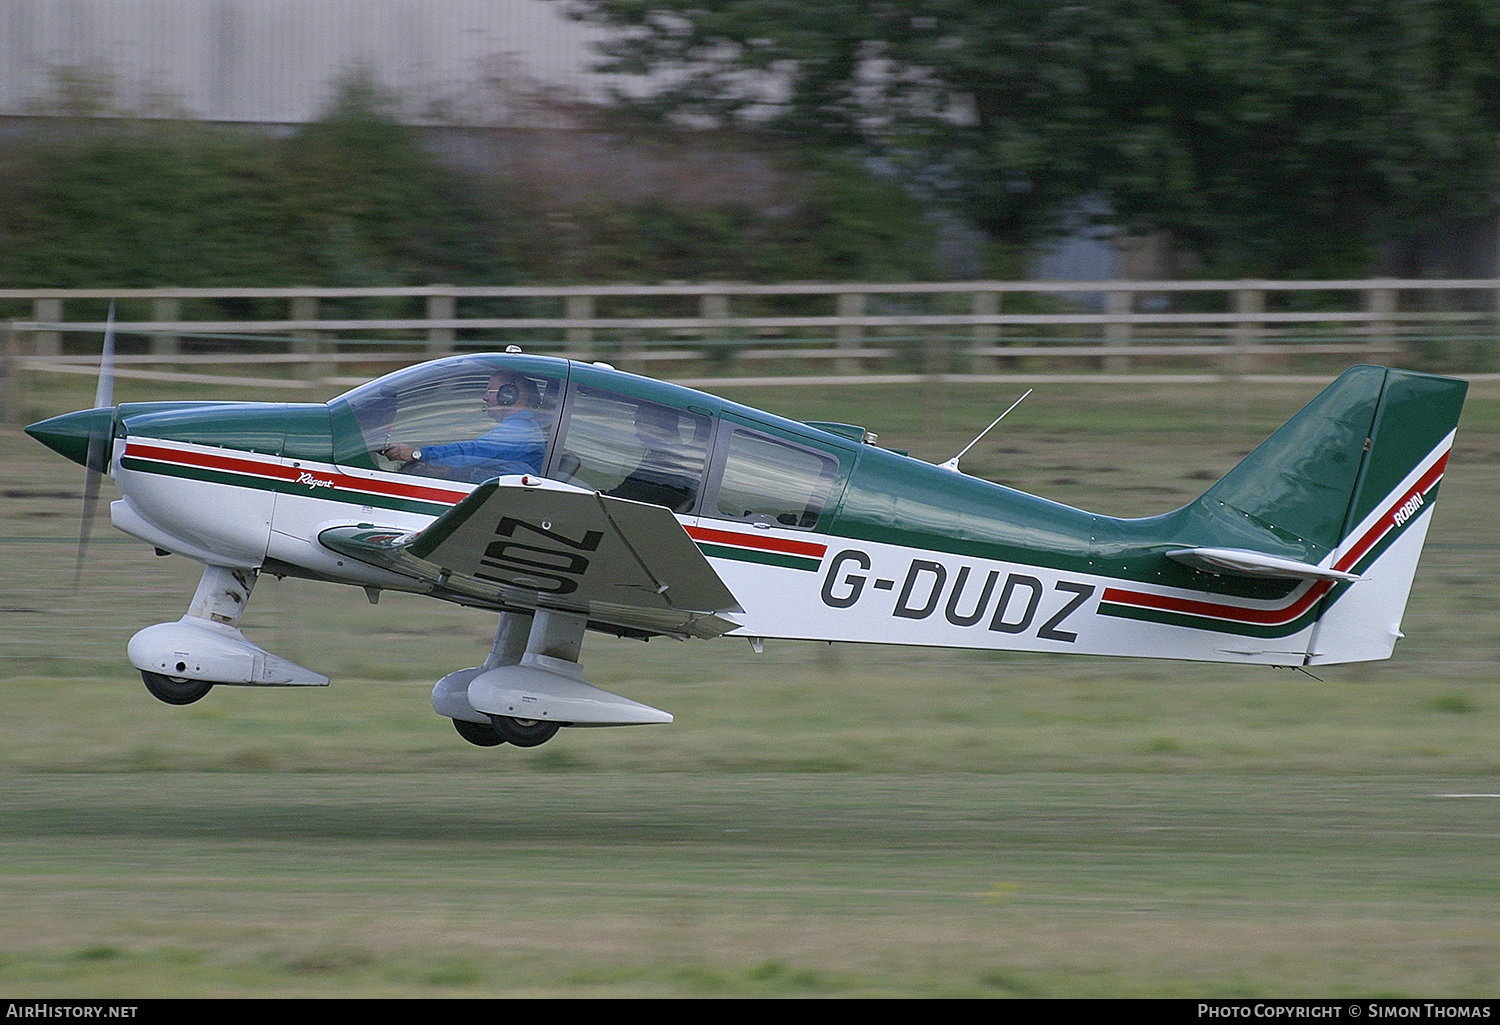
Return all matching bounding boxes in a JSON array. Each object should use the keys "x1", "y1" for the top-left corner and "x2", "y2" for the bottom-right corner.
[
  {"x1": 121, "y1": 455, "x2": 454, "y2": 517},
  {"x1": 696, "y1": 542, "x2": 822, "y2": 572}
]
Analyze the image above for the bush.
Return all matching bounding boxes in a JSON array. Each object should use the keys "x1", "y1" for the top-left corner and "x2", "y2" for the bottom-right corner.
[{"x1": 0, "y1": 72, "x2": 943, "y2": 290}]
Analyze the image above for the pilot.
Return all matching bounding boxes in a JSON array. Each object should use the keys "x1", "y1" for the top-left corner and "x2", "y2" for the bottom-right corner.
[
  {"x1": 382, "y1": 371, "x2": 545, "y2": 481},
  {"x1": 607, "y1": 402, "x2": 704, "y2": 512}
]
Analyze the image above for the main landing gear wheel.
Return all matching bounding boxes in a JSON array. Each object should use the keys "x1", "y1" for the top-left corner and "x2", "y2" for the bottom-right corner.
[
  {"x1": 490, "y1": 715, "x2": 560, "y2": 748},
  {"x1": 452, "y1": 718, "x2": 506, "y2": 747},
  {"x1": 141, "y1": 670, "x2": 214, "y2": 706}
]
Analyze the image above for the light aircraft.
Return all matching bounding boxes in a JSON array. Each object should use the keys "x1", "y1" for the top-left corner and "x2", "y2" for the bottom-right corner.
[{"x1": 27, "y1": 339, "x2": 1467, "y2": 749}]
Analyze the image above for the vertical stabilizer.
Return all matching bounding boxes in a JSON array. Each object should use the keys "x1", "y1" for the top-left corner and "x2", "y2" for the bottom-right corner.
[
  {"x1": 1189, "y1": 365, "x2": 1389, "y2": 565},
  {"x1": 1304, "y1": 368, "x2": 1467, "y2": 663},
  {"x1": 1177, "y1": 366, "x2": 1465, "y2": 663}
]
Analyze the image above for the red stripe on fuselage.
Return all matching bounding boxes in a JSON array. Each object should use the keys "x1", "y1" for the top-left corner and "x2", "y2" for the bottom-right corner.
[
  {"x1": 1101, "y1": 451, "x2": 1448, "y2": 626},
  {"x1": 123, "y1": 441, "x2": 470, "y2": 507},
  {"x1": 683, "y1": 525, "x2": 827, "y2": 559}
]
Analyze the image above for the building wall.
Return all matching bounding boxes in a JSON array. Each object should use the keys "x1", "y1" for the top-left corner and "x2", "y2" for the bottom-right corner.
[{"x1": 0, "y1": 0, "x2": 615, "y2": 125}]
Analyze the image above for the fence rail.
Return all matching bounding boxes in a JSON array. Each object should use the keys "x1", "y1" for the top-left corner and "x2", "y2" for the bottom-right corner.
[{"x1": 4, "y1": 279, "x2": 1498, "y2": 414}]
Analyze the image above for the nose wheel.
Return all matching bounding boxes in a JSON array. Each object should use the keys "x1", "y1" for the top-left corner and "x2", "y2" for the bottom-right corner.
[{"x1": 141, "y1": 670, "x2": 214, "y2": 706}]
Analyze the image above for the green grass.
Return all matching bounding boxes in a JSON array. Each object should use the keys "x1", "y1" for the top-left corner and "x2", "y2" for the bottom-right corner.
[
  {"x1": 2, "y1": 369, "x2": 1498, "y2": 997},
  {"x1": 1, "y1": 770, "x2": 1495, "y2": 998}
]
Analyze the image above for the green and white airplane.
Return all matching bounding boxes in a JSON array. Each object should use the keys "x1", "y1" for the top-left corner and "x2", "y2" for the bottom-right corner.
[{"x1": 27, "y1": 348, "x2": 1467, "y2": 749}]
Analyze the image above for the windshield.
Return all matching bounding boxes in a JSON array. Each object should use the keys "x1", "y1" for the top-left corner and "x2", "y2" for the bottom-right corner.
[
  {"x1": 330, "y1": 353, "x2": 566, "y2": 477},
  {"x1": 329, "y1": 354, "x2": 848, "y2": 528}
]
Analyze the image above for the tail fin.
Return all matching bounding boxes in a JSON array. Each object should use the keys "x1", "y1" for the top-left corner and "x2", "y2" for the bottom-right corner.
[{"x1": 1182, "y1": 365, "x2": 1466, "y2": 664}]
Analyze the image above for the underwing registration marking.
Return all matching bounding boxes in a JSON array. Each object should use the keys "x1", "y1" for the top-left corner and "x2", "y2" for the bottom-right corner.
[{"x1": 475, "y1": 517, "x2": 603, "y2": 595}]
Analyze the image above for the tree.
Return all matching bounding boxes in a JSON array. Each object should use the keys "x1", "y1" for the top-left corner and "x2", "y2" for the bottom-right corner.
[{"x1": 565, "y1": 0, "x2": 1500, "y2": 275}]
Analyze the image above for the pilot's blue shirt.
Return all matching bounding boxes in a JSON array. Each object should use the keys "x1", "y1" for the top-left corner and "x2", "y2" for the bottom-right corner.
[{"x1": 419, "y1": 410, "x2": 545, "y2": 481}]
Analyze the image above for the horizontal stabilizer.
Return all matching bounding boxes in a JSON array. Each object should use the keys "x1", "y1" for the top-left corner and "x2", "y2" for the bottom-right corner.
[{"x1": 1166, "y1": 547, "x2": 1363, "y2": 583}]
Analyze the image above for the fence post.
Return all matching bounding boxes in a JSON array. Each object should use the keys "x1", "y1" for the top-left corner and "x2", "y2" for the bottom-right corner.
[
  {"x1": 1104, "y1": 287, "x2": 1132, "y2": 371},
  {"x1": 1, "y1": 321, "x2": 15, "y2": 424},
  {"x1": 1232, "y1": 283, "x2": 1264, "y2": 376},
  {"x1": 971, "y1": 287, "x2": 999, "y2": 371},
  {"x1": 700, "y1": 289, "x2": 731, "y2": 370},
  {"x1": 151, "y1": 293, "x2": 181, "y2": 357},
  {"x1": 426, "y1": 286, "x2": 455, "y2": 356},
  {"x1": 564, "y1": 293, "x2": 594, "y2": 360},
  {"x1": 34, "y1": 297, "x2": 61, "y2": 357},
  {"x1": 1365, "y1": 281, "x2": 1397, "y2": 361},
  {"x1": 291, "y1": 293, "x2": 320, "y2": 384},
  {"x1": 836, "y1": 291, "x2": 864, "y2": 374}
]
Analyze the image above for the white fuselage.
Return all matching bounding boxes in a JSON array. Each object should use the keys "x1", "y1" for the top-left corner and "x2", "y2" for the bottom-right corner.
[{"x1": 109, "y1": 426, "x2": 1450, "y2": 669}]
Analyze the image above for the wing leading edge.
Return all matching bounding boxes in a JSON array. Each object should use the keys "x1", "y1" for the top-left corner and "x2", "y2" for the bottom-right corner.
[{"x1": 319, "y1": 476, "x2": 742, "y2": 639}]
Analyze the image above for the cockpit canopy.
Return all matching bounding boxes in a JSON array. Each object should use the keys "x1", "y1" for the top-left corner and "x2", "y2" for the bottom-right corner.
[{"x1": 328, "y1": 353, "x2": 851, "y2": 529}]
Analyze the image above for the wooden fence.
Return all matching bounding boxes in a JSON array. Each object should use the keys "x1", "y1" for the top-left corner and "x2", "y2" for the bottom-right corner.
[{"x1": 4, "y1": 279, "x2": 1498, "y2": 414}]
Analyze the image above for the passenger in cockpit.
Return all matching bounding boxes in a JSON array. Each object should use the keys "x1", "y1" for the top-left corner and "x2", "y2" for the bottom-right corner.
[
  {"x1": 608, "y1": 403, "x2": 704, "y2": 512},
  {"x1": 382, "y1": 371, "x2": 545, "y2": 481}
]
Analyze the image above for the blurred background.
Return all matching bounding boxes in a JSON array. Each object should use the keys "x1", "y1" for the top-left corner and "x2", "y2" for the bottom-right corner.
[
  {"x1": 3, "y1": 0, "x2": 1499, "y2": 409},
  {"x1": 2, "y1": 0, "x2": 1498, "y2": 292}
]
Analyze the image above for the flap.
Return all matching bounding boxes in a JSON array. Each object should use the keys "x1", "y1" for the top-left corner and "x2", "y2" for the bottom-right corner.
[
  {"x1": 1166, "y1": 547, "x2": 1362, "y2": 583},
  {"x1": 320, "y1": 476, "x2": 741, "y2": 638}
]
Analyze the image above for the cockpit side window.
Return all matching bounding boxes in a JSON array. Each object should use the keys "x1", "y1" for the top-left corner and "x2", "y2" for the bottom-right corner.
[
  {"x1": 551, "y1": 386, "x2": 712, "y2": 514},
  {"x1": 713, "y1": 427, "x2": 841, "y2": 529},
  {"x1": 331, "y1": 356, "x2": 563, "y2": 478}
]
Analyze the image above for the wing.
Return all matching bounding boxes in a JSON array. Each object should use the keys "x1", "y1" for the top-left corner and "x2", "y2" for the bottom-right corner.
[{"x1": 319, "y1": 477, "x2": 742, "y2": 638}]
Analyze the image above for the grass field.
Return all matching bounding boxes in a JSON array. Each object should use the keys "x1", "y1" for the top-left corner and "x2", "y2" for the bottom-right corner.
[{"x1": 2, "y1": 366, "x2": 1497, "y2": 997}]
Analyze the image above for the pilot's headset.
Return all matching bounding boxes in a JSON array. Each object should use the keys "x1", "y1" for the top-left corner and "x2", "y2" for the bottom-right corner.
[
  {"x1": 490, "y1": 370, "x2": 540, "y2": 406},
  {"x1": 492, "y1": 379, "x2": 521, "y2": 407}
]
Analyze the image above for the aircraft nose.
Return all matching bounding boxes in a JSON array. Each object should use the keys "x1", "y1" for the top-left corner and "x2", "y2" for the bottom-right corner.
[{"x1": 25, "y1": 408, "x2": 117, "y2": 470}]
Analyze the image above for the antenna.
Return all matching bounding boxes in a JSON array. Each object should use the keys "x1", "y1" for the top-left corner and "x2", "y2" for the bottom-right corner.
[{"x1": 940, "y1": 389, "x2": 1032, "y2": 473}]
